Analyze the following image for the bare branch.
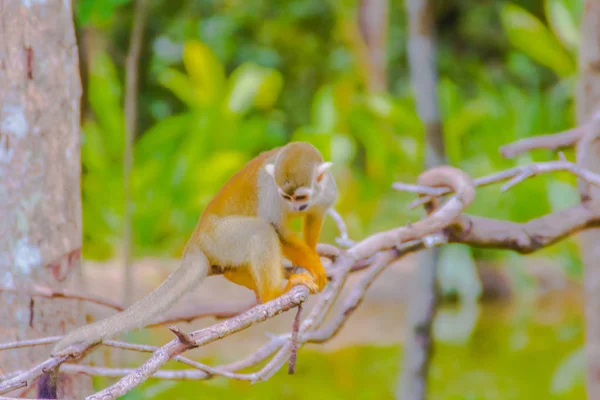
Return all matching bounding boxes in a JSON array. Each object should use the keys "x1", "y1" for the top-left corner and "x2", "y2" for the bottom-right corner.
[
  {"x1": 328, "y1": 208, "x2": 355, "y2": 247},
  {"x1": 287, "y1": 304, "x2": 303, "y2": 374},
  {"x1": 0, "y1": 337, "x2": 61, "y2": 351},
  {"x1": 450, "y1": 204, "x2": 600, "y2": 253},
  {"x1": 168, "y1": 326, "x2": 195, "y2": 347},
  {"x1": 8, "y1": 159, "x2": 600, "y2": 398},
  {"x1": 87, "y1": 286, "x2": 309, "y2": 399},
  {"x1": 400, "y1": 160, "x2": 600, "y2": 208},
  {"x1": 0, "y1": 357, "x2": 68, "y2": 395},
  {"x1": 352, "y1": 166, "x2": 474, "y2": 260},
  {"x1": 0, "y1": 285, "x2": 123, "y2": 312},
  {"x1": 500, "y1": 125, "x2": 587, "y2": 158},
  {"x1": 147, "y1": 301, "x2": 255, "y2": 327}
]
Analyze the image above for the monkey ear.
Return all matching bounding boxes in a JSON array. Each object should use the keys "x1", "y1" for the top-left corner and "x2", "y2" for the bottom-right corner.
[
  {"x1": 265, "y1": 163, "x2": 276, "y2": 177},
  {"x1": 316, "y1": 162, "x2": 333, "y2": 182}
]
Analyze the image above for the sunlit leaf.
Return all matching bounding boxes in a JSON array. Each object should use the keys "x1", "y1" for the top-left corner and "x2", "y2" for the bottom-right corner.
[
  {"x1": 157, "y1": 68, "x2": 201, "y2": 108},
  {"x1": 225, "y1": 63, "x2": 283, "y2": 114},
  {"x1": 545, "y1": 0, "x2": 580, "y2": 51},
  {"x1": 182, "y1": 40, "x2": 226, "y2": 103},
  {"x1": 500, "y1": 3, "x2": 575, "y2": 77},
  {"x1": 254, "y1": 69, "x2": 284, "y2": 110}
]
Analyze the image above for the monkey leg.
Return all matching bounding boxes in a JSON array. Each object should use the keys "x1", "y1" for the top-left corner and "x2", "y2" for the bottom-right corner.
[
  {"x1": 223, "y1": 269, "x2": 260, "y2": 303},
  {"x1": 200, "y1": 216, "x2": 286, "y2": 303}
]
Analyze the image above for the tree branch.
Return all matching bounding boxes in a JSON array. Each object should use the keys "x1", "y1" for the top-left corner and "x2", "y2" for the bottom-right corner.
[
  {"x1": 500, "y1": 126, "x2": 587, "y2": 158},
  {"x1": 5, "y1": 160, "x2": 600, "y2": 399}
]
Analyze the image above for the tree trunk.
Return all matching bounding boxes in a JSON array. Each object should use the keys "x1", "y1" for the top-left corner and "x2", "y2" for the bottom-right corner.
[
  {"x1": 397, "y1": 0, "x2": 446, "y2": 399},
  {"x1": 576, "y1": 1, "x2": 600, "y2": 398},
  {"x1": 0, "y1": 0, "x2": 89, "y2": 397},
  {"x1": 358, "y1": 0, "x2": 388, "y2": 93}
]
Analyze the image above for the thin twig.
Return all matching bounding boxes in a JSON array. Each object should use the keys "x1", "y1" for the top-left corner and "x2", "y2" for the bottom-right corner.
[
  {"x1": 87, "y1": 286, "x2": 308, "y2": 399},
  {"x1": 499, "y1": 125, "x2": 587, "y2": 158},
  {"x1": 398, "y1": 160, "x2": 600, "y2": 208},
  {"x1": 287, "y1": 303, "x2": 303, "y2": 374},
  {"x1": 328, "y1": 208, "x2": 355, "y2": 247},
  {"x1": 0, "y1": 286, "x2": 123, "y2": 312}
]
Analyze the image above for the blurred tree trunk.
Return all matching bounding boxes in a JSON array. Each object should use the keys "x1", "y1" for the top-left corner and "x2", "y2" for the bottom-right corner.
[
  {"x1": 576, "y1": 1, "x2": 600, "y2": 398},
  {"x1": 358, "y1": 0, "x2": 388, "y2": 92},
  {"x1": 0, "y1": 0, "x2": 89, "y2": 397},
  {"x1": 397, "y1": 0, "x2": 446, "y2": 399}
]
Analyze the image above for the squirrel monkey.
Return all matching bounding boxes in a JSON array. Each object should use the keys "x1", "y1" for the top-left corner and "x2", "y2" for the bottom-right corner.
[{"x1": 51, "y1": 142, "x2": 337, "y2": 356}]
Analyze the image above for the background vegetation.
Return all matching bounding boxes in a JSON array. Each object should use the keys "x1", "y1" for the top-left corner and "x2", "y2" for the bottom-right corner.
[{"x1": 76, "y1": 0, "x2": 586, "y2": 397}]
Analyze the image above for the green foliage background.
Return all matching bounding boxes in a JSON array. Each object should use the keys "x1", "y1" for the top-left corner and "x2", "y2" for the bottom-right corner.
[{"x1": 76, "y1": 0, "x2": 588, "y2": 397}]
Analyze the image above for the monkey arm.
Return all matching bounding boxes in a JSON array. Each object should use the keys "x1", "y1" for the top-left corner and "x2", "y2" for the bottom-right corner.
[{"x1": 303, "y1": 212, "x2": 324, "y2": 250}]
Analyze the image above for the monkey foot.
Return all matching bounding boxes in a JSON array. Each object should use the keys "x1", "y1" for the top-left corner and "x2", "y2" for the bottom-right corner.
[{"x1": 286, "y1": 272, "x2": 319, "y2": 294}]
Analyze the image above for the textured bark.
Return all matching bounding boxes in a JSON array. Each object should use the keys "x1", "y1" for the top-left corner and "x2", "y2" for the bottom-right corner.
[
  {"x1": 398, "y1": 0, "x2": 446, "y2": 399},
  {"x1": 576, "y1": 1, "x2": 600, "y2": 398},
  {"x1": 0, "y1": 0, "x2": 89, "y2": 397}
]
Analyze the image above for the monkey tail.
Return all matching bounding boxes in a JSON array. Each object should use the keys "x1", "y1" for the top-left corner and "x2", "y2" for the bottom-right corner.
[{"x1": 51, "y1": 249, "x2": 209, "y2": 355}]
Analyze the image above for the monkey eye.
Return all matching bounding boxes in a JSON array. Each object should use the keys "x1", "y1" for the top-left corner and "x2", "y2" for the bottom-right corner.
[
  {"x1": 316, "y1": 173, "x2": 325, "y2": 183},
  {"x1": 280, "y1": 193, "x2": 292, "y2": 200},
  {"x1": 295, "y1": 195, "x2": 308, "y2": 201}
]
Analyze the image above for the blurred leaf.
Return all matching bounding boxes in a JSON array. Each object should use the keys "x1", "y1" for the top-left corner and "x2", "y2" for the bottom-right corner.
[
  {"x1": 312, "y1": 85, "x2": 338, "y2": 132},
  {"x1": 158, "y1": 68, "x2": 201, "y2": 108},
  {"x1": 76, "y1": 0, "x2": 131, "y2": 26},
  {"x1": 225, "y1": 63, "x2": 283, "y2": 114},
  {"x1": 545, "y1": 0, "x2": 580, "y2": 51},
  {"x1": 87, "y1": 52, "x2": 124, "y2": 157},
  {"x1": 135, "y1": 114, "x2": 191, "y2": 163},
  {"x1": 182, "y1": 40, "x2": 226, "y2": 103},
  {"x1": 254, "y1": 69, "x2": 284, "y2": 110},
  {"x1": 500, "y1": 3, "x2": 575, "y2": 77},
  {"x1": 551, "y1": 346, "x2": 585, "y2": 394},
  {"x1": 81, "y1": 121, "x2": 108, "y2": 173},
  {"x1": 547, "y1": 180, "x2": 579, "y2": 211},
  {"x1": 437, "y1": 244, "x2": 482, "y2": 302}
]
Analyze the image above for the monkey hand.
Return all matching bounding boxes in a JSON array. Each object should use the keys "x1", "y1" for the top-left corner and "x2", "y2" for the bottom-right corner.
[{"x1": 309, "y1": 255, "x2": 328, "y2": 291}]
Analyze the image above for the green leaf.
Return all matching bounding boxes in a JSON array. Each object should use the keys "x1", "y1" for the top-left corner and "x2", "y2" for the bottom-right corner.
[
  {"x1": 311, "y1": 85, "x2": 338, "y2": 132},
  {"x1": 87, "y1": 52, "x2": 125, "y2": 158},
  {"x1": 500, "y1": 3, "x2": 575, "y2": 77},
  {"x1": 225, "y1": 63, "x2": 283, "y2": 114},
  {"x1": 135, "y1": 114, "x2": 191, "y2": 164},
  {"x1": 76, "y1": 0, "x2": 131, "y2": 26},
  {"x1": 182, "y1": 40, "x2": 226, "y2": 103},
  {"x1": 157, "y1": 68, "x2": 201, "y2": 108},
  {"x1": 545, "y1": 0, "x2": 580, "y2": 51},
  {"x1": 81, "y1": 120, "x2": 108, "y2": 172}
]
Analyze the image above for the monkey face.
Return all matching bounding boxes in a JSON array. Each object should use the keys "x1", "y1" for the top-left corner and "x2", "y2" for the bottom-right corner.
[{"x1": 277, "y1": 186, "x2": 313, "y2": 212}]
